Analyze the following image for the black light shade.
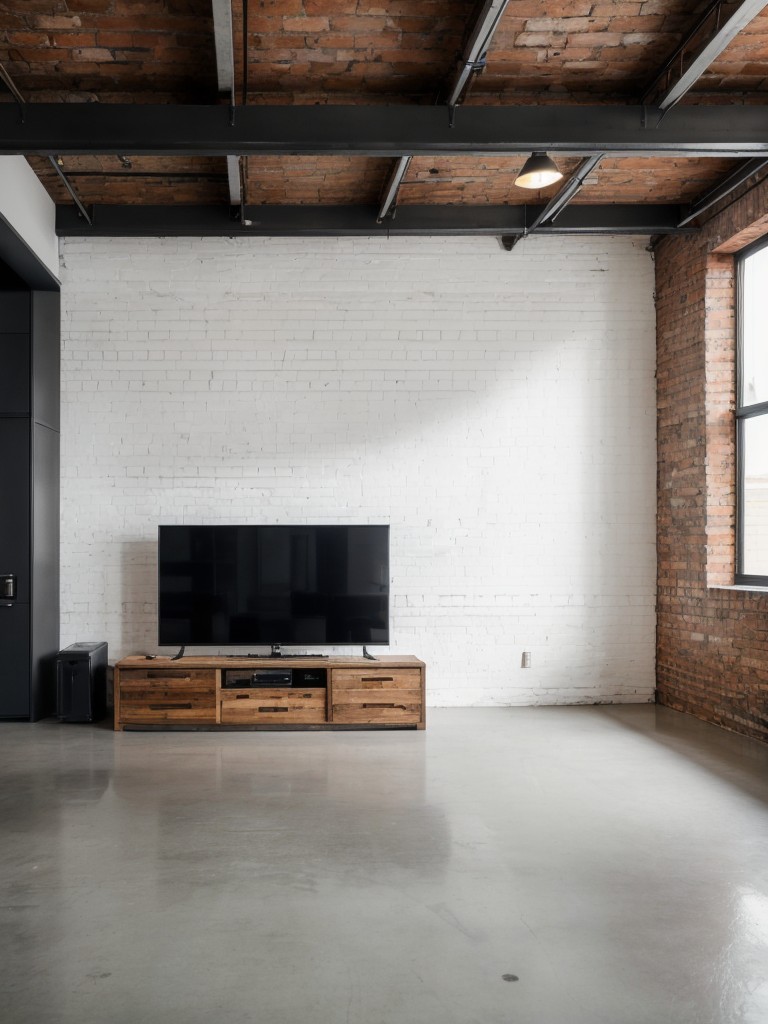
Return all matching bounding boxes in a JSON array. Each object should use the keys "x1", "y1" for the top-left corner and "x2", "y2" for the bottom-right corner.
[{"x1": 515, "y1": 152, "x2": 563, "y2": 189}]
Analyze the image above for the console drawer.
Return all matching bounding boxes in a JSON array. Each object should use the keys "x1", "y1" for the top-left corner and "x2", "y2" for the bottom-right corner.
[
  {"x1": 331, "y1": 688, "x2": 422, "y2": 725},
  {"x1": 220, "y1": 688, "x2": 326, "y2": 724},
  {"x1": 119, "y1": 668, "x2": 216, "y2": 690},
  {"x1": 120, "y1": 688, "x2": 216, "y2": 725},
  {"x1": 117, "y1": 666, "x2": 217, "y2": 725},
  {"x1": 332, "y1": 668, "x2": 422, "y2": 690}
]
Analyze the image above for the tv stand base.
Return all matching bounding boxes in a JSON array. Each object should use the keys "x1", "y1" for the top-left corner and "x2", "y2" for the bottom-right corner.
[{"x1": 114, "y1": 654, "x2": 426, "y2": 732}]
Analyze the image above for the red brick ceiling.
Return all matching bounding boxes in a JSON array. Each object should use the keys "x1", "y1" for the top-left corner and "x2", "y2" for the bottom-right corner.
[
  {"x1": 1, "y1": 1, "x2": 766, "y2": 215},
  {"x1": 467, "y1": 0, "x2": 700, "y2": 103},
  {"x1": 0, "y1": 1, "x2": 217, "y2": 101},
  {"x1": 26, "y1": 154, "x2": 230, "y2": 204},
  {"x1": 233, "y1": 0, "x2": 470, "y2": 103}
]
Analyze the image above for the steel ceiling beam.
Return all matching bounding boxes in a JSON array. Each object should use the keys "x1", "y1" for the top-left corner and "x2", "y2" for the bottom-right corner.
[
  {"x1": 4, "y1": 103, "x2": 768, "y2": 158},
  {"x1": 645, "y1": 0, "x2": 768, "y2": 110},
  {"x1": 55, "y1": 203, "x2": 689, "y2": 238},
  {"x1": 679, "y1": 157, "x2": 768, "y2": 226},
  {"x1": 447, "y1": 0, "x2": 512, "y2": 109}
]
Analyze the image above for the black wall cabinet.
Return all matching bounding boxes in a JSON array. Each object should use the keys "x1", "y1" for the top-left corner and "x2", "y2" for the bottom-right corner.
[{"x1": 0, "y1": 286, "x2": 60, "y2": 720}]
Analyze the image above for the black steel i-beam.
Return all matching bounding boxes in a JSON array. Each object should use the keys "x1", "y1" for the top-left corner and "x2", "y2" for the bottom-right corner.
[
  {"x1": 4, "y1": 103, "x2": 768, "y2": 159},
  {"x1": 55, "y1": 203, "x2": 689, "y2": 238}
]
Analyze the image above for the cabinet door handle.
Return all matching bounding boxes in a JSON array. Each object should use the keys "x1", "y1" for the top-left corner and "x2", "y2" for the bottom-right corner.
[
  {"x1": 258, "y1": 706, "x2": 289, "y2": 713},
  {"x1": 361, "y1": 676, "x2": 394, "y2": 682},
  {"x1": 235, "y1": 694, "x2": 249, "y2": 700},
  {"x1": 362, "y1": 703, "x2": 405, "y2": 710},
  {"x1": 149, "y1": 702, "x2": 193, "y2": 710}
]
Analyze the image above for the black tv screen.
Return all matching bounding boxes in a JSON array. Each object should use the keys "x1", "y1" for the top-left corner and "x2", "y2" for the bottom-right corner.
[{"x1": 158, "y1": 525, "x2": 389, "y2": 647}]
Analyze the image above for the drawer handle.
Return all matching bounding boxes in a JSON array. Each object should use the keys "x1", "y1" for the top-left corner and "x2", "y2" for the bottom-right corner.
[
  {"x1": 234, "y1": 693, "x2": 288, "y2": 700},
  {"x1": 142, "y1": 673, "x2": 192, "y2": 681},
  {"x1": 258, "y1": 706, "x2": 289, "y2": 713},
  {"x1": 361, "y1": 676, "x2": 394, "y2": 682},
  {"x1": 149, "y1": 702, "x2": 193, "y2": 710},
  {"x1": 362, "y1": 703, "x2": 406, "y2": 710}
]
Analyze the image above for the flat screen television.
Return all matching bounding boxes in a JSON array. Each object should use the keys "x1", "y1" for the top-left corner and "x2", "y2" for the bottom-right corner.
[{"x1": 157, "y1": 525, "x2": 389, "y2": 648}]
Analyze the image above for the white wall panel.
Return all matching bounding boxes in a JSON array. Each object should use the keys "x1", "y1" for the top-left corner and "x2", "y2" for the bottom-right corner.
[{"x1": 59, "y1": 235, "x2": 656, "y2": 705}]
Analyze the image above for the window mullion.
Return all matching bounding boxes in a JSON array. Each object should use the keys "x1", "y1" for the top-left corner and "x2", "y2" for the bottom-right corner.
[
  {"x1": 736, "y1": 399, "x2": 768, "y2": 420},
  {"x1": 735, "y1": 244, "x2": 768, "y2": 586}
]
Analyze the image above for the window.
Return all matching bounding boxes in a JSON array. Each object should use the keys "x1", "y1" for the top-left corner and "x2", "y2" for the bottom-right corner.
[{"x1": 737, "y1": 241, "x2": 768, "y2": 584}]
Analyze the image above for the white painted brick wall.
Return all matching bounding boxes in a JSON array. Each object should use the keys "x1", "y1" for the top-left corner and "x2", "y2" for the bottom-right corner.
[{"x1": 59, "y1": 235, "x2": 656, "y2": 706}]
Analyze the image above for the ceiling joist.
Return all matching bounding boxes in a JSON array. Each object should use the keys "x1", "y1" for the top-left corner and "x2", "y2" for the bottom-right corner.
[
  {"x1": 377, "y1": 156, "x2": 412, "y2": 223},
  {"x1": 211, "y1": 0, "x2": 241, "y2": 206},
  {"x1": 446, "y1": 0, "x2": 512, "y2": 111},
  {"x1": 48, "y1": 156, "x2": 91, "y2": 226},
  {"x1": 211, "y1": 0, "x2": 235, "y2": 103},
  {"x1": 679, "y1": 158, "x2": 768, "y2": 225},
  {"x1": 0, "y1": 59, "x2": 24, "y2": 118}
]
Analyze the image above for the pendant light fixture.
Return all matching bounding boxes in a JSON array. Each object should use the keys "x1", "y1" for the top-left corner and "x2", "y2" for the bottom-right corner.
[{"x1": 515, "y1": 152, "x2": 563, "y2": 189}]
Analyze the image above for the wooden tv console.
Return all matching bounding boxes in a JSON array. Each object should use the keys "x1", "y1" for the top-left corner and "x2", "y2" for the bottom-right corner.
[{"x1": 113, "y1": 655, "x2": 426, "y2": 731}]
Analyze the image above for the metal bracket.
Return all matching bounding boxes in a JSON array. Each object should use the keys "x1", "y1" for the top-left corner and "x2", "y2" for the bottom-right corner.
[{"x1": 448, "y1": 55, "x2": 488, "y2": 128}]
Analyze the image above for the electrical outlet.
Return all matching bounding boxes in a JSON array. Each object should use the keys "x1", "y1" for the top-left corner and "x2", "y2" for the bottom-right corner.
[{"x1": 521, "y1": 651, "x2": 531, "y2": 668}]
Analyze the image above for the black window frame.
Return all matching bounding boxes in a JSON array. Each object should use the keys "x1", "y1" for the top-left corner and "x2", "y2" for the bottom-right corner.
[{"x1": 735, "y1": 236, "x2": 768, "y2": 586}]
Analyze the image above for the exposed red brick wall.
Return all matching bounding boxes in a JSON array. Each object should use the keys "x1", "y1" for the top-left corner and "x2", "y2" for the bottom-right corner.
[
  {"x1": 656, "y1": 178, "x2": 768, "y2": 743},
  {"x1": 703, "y1": 254, "x2": 736, "y2": 588}
]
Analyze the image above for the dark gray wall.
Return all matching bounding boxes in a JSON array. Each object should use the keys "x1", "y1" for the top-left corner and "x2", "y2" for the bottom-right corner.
[{"x1": 0, "y1": 283, "x2": 60, "y2": 719}]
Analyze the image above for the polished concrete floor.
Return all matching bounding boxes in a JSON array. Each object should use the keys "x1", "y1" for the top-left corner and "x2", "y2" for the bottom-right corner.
[{"x1": 1, "y1": 707, "x2": 768, "y2": 1024}]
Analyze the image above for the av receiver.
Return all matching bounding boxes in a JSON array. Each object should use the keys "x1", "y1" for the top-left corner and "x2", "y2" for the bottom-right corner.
[{"x1": 222, "y1": 668, "x2": 327, "y2": 689}]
